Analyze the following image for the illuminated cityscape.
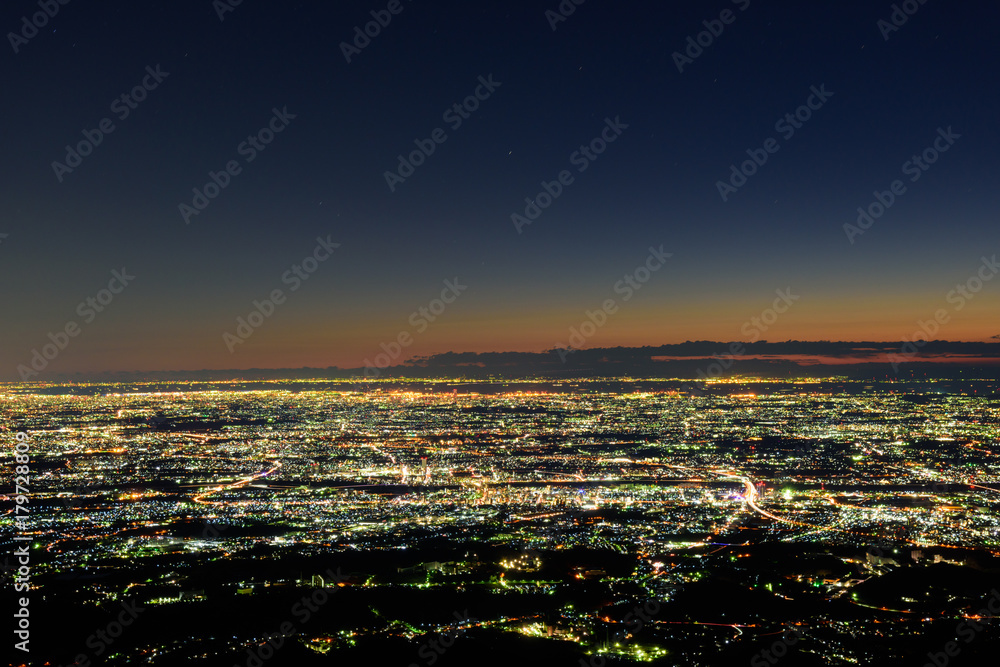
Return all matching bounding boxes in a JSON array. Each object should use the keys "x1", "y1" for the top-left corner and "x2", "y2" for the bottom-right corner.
[
  {"x1": 4, "y1": 377, "x2": 1000, "y2": 665},
  {"x1": 3, "y1": 3, "x2": 999, "y2": 665}
]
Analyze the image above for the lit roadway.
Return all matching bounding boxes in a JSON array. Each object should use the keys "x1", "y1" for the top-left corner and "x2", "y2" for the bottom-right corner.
[
  {"x1": 193, "y1": 460, "x2": 283, "y2": 505},
  {"x1": 725, "y1": 473, "x2": 948, "y2": 549},
  {"x1": 725, "y1": 472, "x2": 859, "y2": 534},
  {"x1": 738, "y1": 477, "x2": 789, "y2": 524}
]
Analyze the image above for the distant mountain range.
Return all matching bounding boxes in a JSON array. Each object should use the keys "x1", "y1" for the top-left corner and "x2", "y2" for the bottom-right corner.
[{"x1": 17, "y1": 341, "x2": 1000, "y2": 383}]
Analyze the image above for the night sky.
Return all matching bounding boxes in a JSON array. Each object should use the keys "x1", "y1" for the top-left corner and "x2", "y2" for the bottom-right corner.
[{"x1": 2, "y1": 0, "x2": 998, "y2": 379}]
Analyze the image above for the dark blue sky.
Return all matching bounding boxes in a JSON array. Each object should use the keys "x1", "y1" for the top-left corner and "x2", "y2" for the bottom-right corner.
[{"x1": 2, "y1": 0, "x2": 998, "y2": 378}]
